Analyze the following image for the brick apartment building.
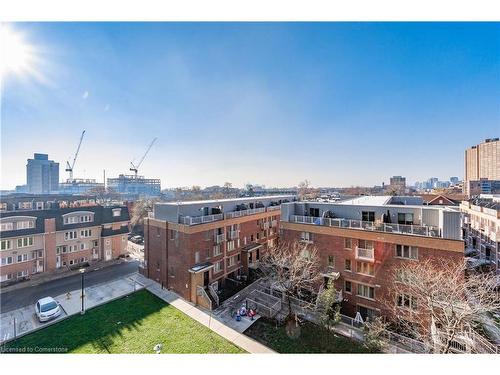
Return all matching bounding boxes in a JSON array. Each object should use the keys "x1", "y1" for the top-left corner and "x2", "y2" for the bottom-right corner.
[
  {"x1": 460, "y1": 196, "x2": 499, "y2": 274},
  {"x1": 142, "y1": 195, "x2": 294, "y2": 309},
  {"x1": 0, "y1": 196, "x2": 130, "y2": 285},
  {"x1": 279, "y1": 195, "x2": 464, "y2": 320}
]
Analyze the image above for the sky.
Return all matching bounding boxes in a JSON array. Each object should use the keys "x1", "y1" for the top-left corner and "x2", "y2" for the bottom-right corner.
[{"x1": 1, "y1": 22, "x2": 499, "y2": 190}]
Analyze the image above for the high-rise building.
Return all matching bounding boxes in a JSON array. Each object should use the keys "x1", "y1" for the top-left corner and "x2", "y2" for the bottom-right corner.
[
  {"x1": 464, "y1": 138, "x2": 500, "y2": 196},
  {"x1": 26, "y1": 153, "x2": 59, "y2": 194}
]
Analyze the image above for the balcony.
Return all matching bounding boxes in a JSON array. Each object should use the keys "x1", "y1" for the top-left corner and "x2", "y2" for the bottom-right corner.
[
  {"x1": 356, "y1": 246, "x2": 375, "y2": 262},
  {"x1": 228, "y1": 230, "x2": 240, "y2": 240},
  {"x1": 215, "y1": 233, "x2": 225, "y2": 244},
  {"x1": 225, "y1": 207, "x2": 266, "y2": 219},
  {"x1": 267, "y1": 205, "x2": 281, "y2": 212},
  {"x1": 289, "y1": 215, "x2": 442, "y2": 238},
  {"x1": 181, "y1": 213, "x2": 223, "y2": 225},
  {"x1": 261, "y1": 221, "x2": 270, "y2": 230}
]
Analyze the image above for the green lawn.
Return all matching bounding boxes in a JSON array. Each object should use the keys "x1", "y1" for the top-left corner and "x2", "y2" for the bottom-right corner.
[
  {"x1": 245, "y1": 318, "x2": 374, "y2": 353},
  {"x1": 3, "y1": 290, "x2": 245, "y2": 354}
]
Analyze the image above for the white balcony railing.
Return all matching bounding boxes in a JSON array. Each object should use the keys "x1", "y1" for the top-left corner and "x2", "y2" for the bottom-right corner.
[
  {"x1": 267, "y1": 205, "x2": 281, "y2": 212},
  {"x1": 356, "y1": 246, "x2": 375, "y2": 261},
  {"x1": 215, "y1": 233, "x2": 225, "y2": 244},
  {"x1": 225, "y1": 207, "x2": 266, "y2": 219},
  {"x1": 181, "y1": 213, "x2": 223, "y2": 225},
  {"x1": 289, "y1": 215, "x2": 442, "y2": 238}
]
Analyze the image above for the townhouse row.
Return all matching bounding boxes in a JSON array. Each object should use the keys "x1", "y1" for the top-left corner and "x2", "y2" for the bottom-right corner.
[{"x1": 0, "y1": 204, "x2": 130, "y2": 285}]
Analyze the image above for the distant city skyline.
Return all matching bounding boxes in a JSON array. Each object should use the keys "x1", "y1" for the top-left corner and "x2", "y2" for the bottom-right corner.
[{"x1": 1, "y1": 22, "x2": 499, "y2": 190}]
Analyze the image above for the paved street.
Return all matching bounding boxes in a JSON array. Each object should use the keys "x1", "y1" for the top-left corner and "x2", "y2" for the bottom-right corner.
[{"x1": 0, "y1": 260, "x2": 139, "y2": 314}]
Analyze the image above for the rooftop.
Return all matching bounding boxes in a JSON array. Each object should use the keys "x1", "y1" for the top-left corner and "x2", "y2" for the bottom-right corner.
[{"x1": 159, "y1": 195, "x2": 294, "y2": 206}]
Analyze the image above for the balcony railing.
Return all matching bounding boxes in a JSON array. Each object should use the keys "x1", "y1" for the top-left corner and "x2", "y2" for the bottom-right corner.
[
  {"x1": 267, "y1": 205, "x2": 281, "y2": 212},
  {"x1": 225, "y1": 207, "x2": 266, "y2": 219},
  {"x1": 215, "y1": 233, "x2": 225, "y2": 244},
  {"x1": 181, "y1": 213, "x2": 224, "y2": 225},
  {"x1": 289, "y1": 215, "x2": 442, "y2": 238},
  {"x1": 356, "y1": 246, "x2": 375, "y2": 261}
]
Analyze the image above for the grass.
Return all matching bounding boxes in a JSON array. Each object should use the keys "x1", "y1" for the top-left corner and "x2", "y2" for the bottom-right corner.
[
  {"x1": 3, "y1": 290, "x2": 245, "y2": 354},
  {"x1": 245, "y1": 318, "x2": 375, "y2": 353}
]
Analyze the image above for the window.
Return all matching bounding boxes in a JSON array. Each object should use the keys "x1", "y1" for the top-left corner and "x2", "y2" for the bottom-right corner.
[
  {"x1": 80, "y1": 215, "x2": 92, "y2": 223},
  {"x1": 169, "y1": 230, "x2": 177, "y2": 240},
  {"x1": 357, "y1": 284, "x2": 375, "y2": 300},
  {"x1": 17, "y1": 237, "x2": 34, "y2": 248},
  {"x1": 397, "y1": 213, "x2": 414, "y2": 225},
  {"x1": 344, "y1": 280, "x2": 352, "y2": 293},
  {"x1": 213, "y1": 244, "x2": 222, "y2": 257},
  {"x1": 227, "y1": 256, "x2": 237, "y2": 267},
  {"x1": 64, "y1": 231, "x2": 77, "y2": 240},
  {"x1": 17, "y1": 270, "x2": 28, "y2": 278},
  {"x1": 301, "y1": 248, "x2": 312, "y2": 260},
  {"x1": 1, "y1": 240, "x2": 12, "y2": 250},
  {"x1": 358, "y1": 239, "x2": 373, "y2": 249},
  {"x1": 80, "y1": 229, "x2": 92, "y2": 238},
  {"x1": 344, "y1": 259, "x2": 351, "y2": 271},
  {"x1": 395, "y1": 245, "x2": 418, "y2": 260},
  {"x1": 397, "y1": 294, "x2": 418, "y2": 310},
  {"x1": 227, "y1": 240, "x2": 235, "y2": 251},
  {"x1": 300, "y1": 232, "x2": 312, "y2": 242},
  {"x1": 395, "y1": 269, "x2": 410, "y2": 283},
  {"x1": 328, "y1": 255, "x2": 335, "y2": 267},
  {"x1": 195, "y1": 251, "x2": 200, "y2": 263},
  {"x1": 112, "y1": 208, "x2": 122, "y2": 217},
  {"x1": 17, "y1": 254, "x2": 28, "y2": 262},
  {"x1": 64, "y1": 216, "x2": 78, "y2": 224},
  {"x1": 80, "y1": 243, "x2": 87, "y2": 250},
  {"x1": 93, "y1": 240, "x2": 98, "y2": 247},
  {"x1": 17, "y1": 221, "x2": 34, "y2": 230},
  {"x1": 36, "y1": 202, "x2": 44, "y2": 210},
  {"x1": 0, "y1": 222, "x2": 13, "y2": 231},
  {"x1": 362, "y1": 211, "x2": 375, "y2": 222},
  {"x1": 18, "y1": 202, "x2": 32, "y2": 209},
  {"x1": 344, "y1": 238, "x2": 352, "y2": 249},
  {"x1": 357, "y1": 261, "x2": 375, "y2": 276},
  {"x1": 214, "y1": 260, "x2": 223, "y2": 273}
]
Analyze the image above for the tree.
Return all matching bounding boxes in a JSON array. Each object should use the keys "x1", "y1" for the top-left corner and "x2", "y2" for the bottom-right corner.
[
  {"x1": 259, "y1": 241, "x2": 322, "y2": 323},
  {"x1": 386, "y1": 258, "x2": 500, "y2": 353},
  {"x1": 297, "y1": 179, "x2": 311, "y2": 200},
  {"x1": 223, "y1": 182, "x2": 232, "y2": 196},
  {"x1": 131, "y1": 198, "x2": 157, "y2": 228},
  {"x1": 316, "y1": 279, "x2": 342, "y2": 330},
  {"x1": 363, "y1": 316, "x2": 389, "y2": 352}
]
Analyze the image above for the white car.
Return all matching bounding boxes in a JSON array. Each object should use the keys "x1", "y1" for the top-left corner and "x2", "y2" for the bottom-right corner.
[{"x1": 35, "y1": 297, "x2": 61, "y2": 322}]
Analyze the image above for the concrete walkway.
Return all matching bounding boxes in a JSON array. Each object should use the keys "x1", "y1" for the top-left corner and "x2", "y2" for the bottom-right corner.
[{"x1": 135, "y1": 274, "x2": 274, "y2": 354}]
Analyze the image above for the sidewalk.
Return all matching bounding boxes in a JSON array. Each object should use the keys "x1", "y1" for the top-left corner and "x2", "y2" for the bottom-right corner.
[
  {"x1": 0, "y1": 258, "x2": 129, "y2": 294},
  {"x1": 1, "y1": 274, "x2": 143, "y2": 343},
  {"x1": 134, "y1": 274, "x2": 274, "y2": 354}
]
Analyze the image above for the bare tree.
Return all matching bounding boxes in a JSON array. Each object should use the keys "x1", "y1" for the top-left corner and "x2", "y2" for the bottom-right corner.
[
  {"x1": 259, "y1": 240, "x2": 322, "y2": 321},
  {"x1": 297, "y1": 179, "x2": 311, "y2": 200},
  {"x1": 131, "y1": 198, "x2": 157, "y2": 230},
  {"x1": 386, "y1": 258, "x2": 500, "y2": 353}
]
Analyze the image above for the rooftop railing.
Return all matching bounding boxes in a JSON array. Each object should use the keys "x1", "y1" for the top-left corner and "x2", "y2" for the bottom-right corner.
[
  {"x1": 180, "y1": 213, "x2": 223, "y2": 225},
  {"x1": 179, "y1": 204, "x2": 281, "y2": 225},
  {"x1": 225, "y1": 207, "x2": 266, "y2": 219},
  {"x1": 289, "y1": 215, "x2": 442, "y2": 238}
]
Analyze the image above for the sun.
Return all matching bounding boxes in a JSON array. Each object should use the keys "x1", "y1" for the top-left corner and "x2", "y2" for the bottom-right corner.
[{"x1": 0, "y1": 24, "x2": 36, "y2": 78}]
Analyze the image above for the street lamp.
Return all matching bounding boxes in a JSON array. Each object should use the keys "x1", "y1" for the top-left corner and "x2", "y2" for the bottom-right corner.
[{"x1": 79, "y1": 268, "x2": 85, "y2": 314}]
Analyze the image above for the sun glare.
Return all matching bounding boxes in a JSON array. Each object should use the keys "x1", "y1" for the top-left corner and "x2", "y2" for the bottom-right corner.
[{"x1": 0, "y1": 25, "x2": 36, "y2": 78}]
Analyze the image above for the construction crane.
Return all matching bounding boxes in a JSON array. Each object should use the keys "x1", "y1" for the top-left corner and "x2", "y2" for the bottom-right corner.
[
  {"x1": 130, "y1": 137, "x2": 157, "y2": 179},
  {"x1": 65, "y1": 130, "x2": 86, "y2": 181}
]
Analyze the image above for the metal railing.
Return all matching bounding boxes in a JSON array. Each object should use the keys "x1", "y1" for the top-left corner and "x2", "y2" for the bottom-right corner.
[
  {"x1": 181, "y1": 213, "x2": 223, "y2": 225},
  {"x1": 225, "y1": 207, "x2": 266, "y2": 219},
  {"x1": 289, "y1": 215, "x2": 442, "y2": 238},
  {"x1": 267, "y1": 206, "x2": 281, "y2": 212},
  {"x1": 208, "y1": 283, "x2": 219, "y2": 307}
]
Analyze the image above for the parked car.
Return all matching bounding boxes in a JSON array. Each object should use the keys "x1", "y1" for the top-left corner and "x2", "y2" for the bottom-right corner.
[
  {"x1": 130, "y1": 235, "x2": 143, "y2": 244},
  {"x1": 35, "y1": 297, "x2": 61, "y2": 322}
]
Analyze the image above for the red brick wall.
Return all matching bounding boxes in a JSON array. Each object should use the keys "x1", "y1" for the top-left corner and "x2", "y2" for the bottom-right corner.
[{"x1": 282, "y1": 228, "x2": 464, "y2": 318}]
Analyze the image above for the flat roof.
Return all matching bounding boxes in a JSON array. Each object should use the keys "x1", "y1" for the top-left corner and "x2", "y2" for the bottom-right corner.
[
  {"x1": 338, "y1": 196, "x2": 391, "y2": 206},
  {"x1": 156, "y1": 195, "x2": 295, "y2": 206}
]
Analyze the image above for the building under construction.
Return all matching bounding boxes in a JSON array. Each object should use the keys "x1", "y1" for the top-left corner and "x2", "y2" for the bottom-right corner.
[{"x1": 107, "y1": 174, "x2": 161, "y2": 198}]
